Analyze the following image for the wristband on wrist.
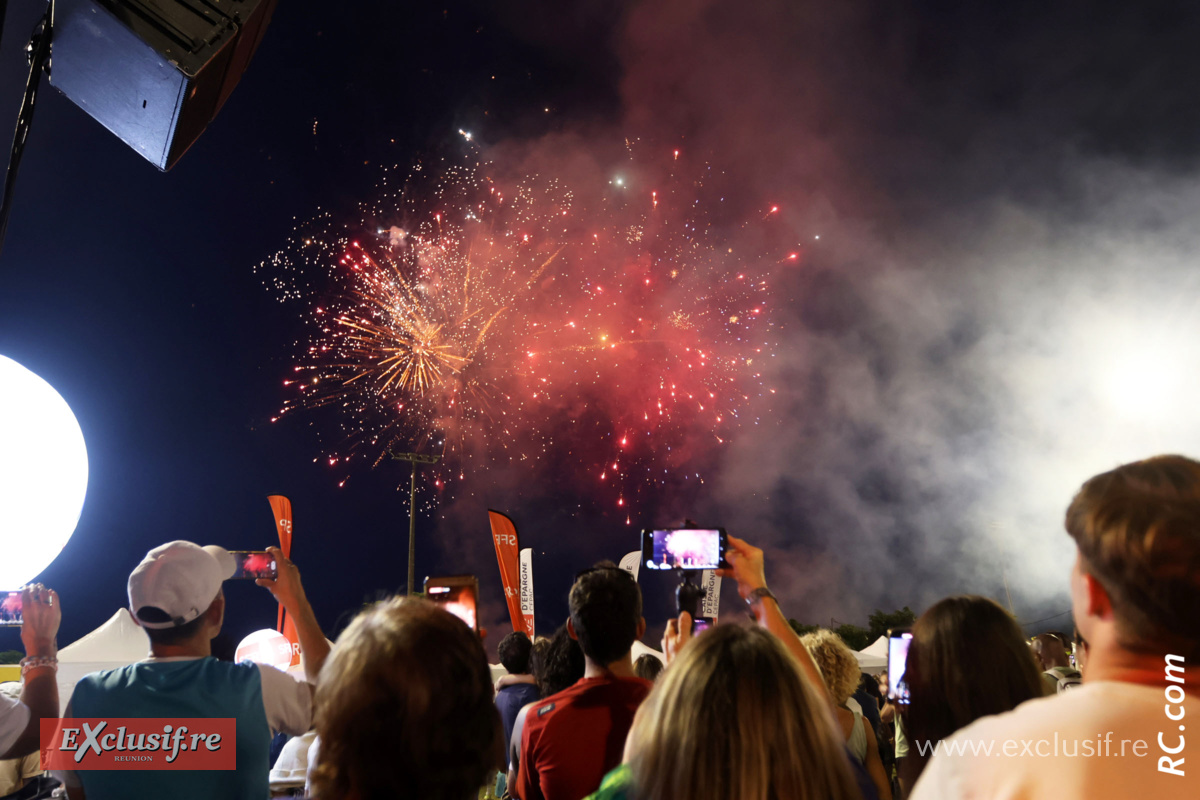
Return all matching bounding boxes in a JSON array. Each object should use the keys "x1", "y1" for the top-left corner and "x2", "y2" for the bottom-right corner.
[
  {"x1": 745, "y1": 587, "x2": 777, "y2": 608},
  {"x1": 20, "y1": 655, "x2": 57, "y2": 677}
]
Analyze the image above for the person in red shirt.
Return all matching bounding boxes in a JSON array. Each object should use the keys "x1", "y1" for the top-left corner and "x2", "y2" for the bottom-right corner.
[{"x1": 515, "y1": 563, "x2": 651, "y2": 800}]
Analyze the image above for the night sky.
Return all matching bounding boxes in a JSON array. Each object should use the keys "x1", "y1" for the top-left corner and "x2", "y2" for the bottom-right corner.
[{"x1": 2, "y1": 0, "x2": 1200, "y2": 656}]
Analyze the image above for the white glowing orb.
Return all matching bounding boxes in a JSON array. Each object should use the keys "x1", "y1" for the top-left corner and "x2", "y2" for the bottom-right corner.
[
  {"x1": 236, "y1": 629, "x2": 296, "y2": 670},
  {"x1": 0, "y1": 356, "x2": 88, "y2": 587}
]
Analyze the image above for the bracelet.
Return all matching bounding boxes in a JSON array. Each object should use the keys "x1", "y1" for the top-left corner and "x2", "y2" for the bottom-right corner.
[
  {"x1": 745, "y1": 587, "x2": 777, "y2": 608},
  {"x1": 20, "y1": 656, "x2": 57, "y2": 677}
]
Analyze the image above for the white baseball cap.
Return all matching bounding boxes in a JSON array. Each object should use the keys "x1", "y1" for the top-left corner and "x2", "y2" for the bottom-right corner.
[{"x1": 128, "y1": 541, "x2": 236, "y2": 629}]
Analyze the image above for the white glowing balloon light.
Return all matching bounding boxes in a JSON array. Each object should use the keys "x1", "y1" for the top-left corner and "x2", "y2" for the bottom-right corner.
[
  {"x1": 235, "y1": 629, "x2": 295, "y2": 670},
  {"x1": 0, "y1": 355, "x2": 88, "y2": 587}
]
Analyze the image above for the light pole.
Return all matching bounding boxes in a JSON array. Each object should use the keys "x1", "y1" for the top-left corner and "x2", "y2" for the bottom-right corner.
[{"x1": 390, "y1": 451, "x2": 440, "y2": 595}]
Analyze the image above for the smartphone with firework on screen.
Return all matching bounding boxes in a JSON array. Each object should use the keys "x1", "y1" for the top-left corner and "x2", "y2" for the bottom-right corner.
[
  {"x1": 641, "y1": 527, "x2": 729, "y2": 571},
  {"x1": 0, "y1": 592, "x2": 20, "y2": 626},
  {"x1": 229, "y1": 551, "x2": 278, "y2": 580},
  {"x1": 425, "y1": 575, "x2": 479, "y2": 633}
]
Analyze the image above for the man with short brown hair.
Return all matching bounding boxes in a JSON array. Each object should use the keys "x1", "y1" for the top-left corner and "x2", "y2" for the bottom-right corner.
[
  {"x1": 515, "y1": 564, "x2": 651, "y2": 800},
  {"x1": 912, "y1": 455, "x2": 1200, "y2": 799}
]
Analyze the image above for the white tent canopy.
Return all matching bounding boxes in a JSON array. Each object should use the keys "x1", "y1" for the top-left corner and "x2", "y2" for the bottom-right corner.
[
  {"x1": 856, "y1": 636, "x2": 889, "y2": 675},
  {"x1": 860, "y1": 636, "x2": 888, "y2": 659},
  {"x1": 56, "y1": 609, "x2": 150, "y2": 702}
]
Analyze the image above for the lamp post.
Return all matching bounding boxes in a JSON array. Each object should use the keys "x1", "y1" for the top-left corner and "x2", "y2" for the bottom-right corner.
[{"x1": 390, "y1": 451, "x2": 441, "y2": 595}]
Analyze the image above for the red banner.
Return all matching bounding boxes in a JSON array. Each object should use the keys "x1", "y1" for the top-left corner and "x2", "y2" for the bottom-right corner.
[
  {"x1": 488, "y1": 510, "x2": 524, "y2": 633},
  {"x1": 41, "y1": 718, "x2": 236, "y2": 770},
  {"x1": 267, "y1": 495, "x2": 293, "y2": 556},
  {"x1": 267, "y1": 495, "x2": 300, "y2": 667}
]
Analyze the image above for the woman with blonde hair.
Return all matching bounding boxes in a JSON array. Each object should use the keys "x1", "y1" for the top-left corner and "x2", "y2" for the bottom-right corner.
[
  {"x1": 802, "y1": 629, "x2": 892, "y2": 800},
  {"x1": 309, "y1": 597, "x2": 502, "y2": 800},
  {"x1": 587, "y1": 623, "x2": 862, "y2": 800}
]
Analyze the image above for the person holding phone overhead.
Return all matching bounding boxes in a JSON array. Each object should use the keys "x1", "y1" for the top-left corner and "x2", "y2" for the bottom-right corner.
[
  {"x1": 0, "y1": 585, "x2": 62, "y2": 761},
  {"x1": 57, "y1": 541, "x2": 330, "y2": 800},
  {"x1": 584, "y1": 534, "x2": 867, "y2": 800}
]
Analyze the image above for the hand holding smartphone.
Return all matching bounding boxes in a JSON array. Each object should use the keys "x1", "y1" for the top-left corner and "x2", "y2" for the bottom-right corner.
[{"x1": 0, "y1": 586, "x2": 60, "y2": 630}]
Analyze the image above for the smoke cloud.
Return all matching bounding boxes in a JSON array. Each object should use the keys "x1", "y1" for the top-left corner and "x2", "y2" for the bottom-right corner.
[{"x1": 446, "y1": 0, "x2": 1200, "y2": 635}]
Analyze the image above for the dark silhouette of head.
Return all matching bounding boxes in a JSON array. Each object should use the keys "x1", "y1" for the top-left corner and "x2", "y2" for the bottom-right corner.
[
  {"x1": 902, "y1": 595, "x2": 1043, "y2": 786},
  {"x1": 568, "y1": 563, "x2": 644, "y2": 666},
  {"x1": 498, "y1": 631, "x2": 533, "y2": 675},
  {"x1": 536, "y1": 624, "x2": 586, "y2": 697},
  {"x1": 634, "y1": 653, "x2": 663, "y2": 682}
]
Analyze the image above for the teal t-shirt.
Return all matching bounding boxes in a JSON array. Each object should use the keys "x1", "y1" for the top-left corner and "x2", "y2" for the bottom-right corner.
[{"x1": 67, "y1": 657, "x2": 271, "y2": 800}]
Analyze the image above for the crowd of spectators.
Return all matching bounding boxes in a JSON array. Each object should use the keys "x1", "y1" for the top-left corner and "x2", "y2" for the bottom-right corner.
[{"x1": 0, "y1": 454, "x2": 1196, "y2": 799}]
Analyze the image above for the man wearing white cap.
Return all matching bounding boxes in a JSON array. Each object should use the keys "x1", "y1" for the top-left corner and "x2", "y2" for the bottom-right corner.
[{"x1": 58, "y1": 542, "x2": 330, "y2": 800}]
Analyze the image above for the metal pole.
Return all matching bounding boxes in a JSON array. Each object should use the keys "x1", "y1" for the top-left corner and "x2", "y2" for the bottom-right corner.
[
  {"x1": 407, "y1": 460, "x2": 418, "y2": 595},
  {"x1": 390, "y1": 451, "x2": 439, "y2": 596}
]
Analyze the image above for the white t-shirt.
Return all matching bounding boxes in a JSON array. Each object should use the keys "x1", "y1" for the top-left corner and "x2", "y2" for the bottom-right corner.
[
  {"x1": 253, "y1": 661, "x2": 315, "y2": 736},
  {"x1": 910, "y1": 679, "x2": 1199, "y2": 800},
  {"x1": 0, "y1": 693, "x2": 30, "y2": 757}
]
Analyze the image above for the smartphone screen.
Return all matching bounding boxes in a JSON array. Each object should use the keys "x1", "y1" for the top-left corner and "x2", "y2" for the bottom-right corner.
[
  {"x1": 425, "y1": 575, "x2": 479, "y2": 632},
  {"x1": 230, "y1": 551, "x2": 278, "y2": 580},
  {"x1": 692, "y1": 616, "x2": 714, "y2": 634},
  {"x1": 887, "y1": 629, "x2": 913, "y2": 703},
  {"x1": 641, "y1": 528, "x2": 728, "y2": 570},
  {"x1": 0, "y1": 592, "x2": 21, "y2": 626}
]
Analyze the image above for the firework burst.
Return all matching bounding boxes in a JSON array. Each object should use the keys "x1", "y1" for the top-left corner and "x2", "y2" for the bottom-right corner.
[{"x1": 259, "y1": 143, "x2": 786, "y2": 512}]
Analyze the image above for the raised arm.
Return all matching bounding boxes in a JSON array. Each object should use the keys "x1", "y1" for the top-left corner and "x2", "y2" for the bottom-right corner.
[
  {"x1": 716, "y1": 536, "x2": 833, "y2": 706},
  {"x1": 257, "y1": 546, "x2": 331, "y2": 684},
  {"x1": 2, "y1": 584, "x2": 61, "y2": 759}
]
